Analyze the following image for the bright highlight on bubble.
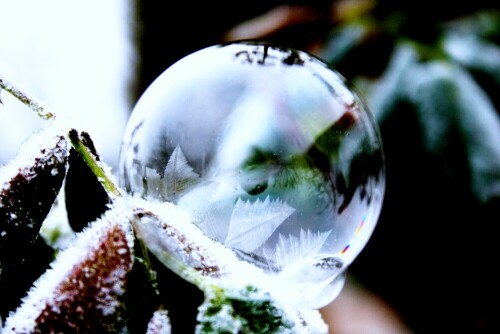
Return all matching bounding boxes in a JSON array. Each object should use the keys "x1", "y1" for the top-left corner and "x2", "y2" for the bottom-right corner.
[{"x1": 119, "y1": 41, "x2": 385, "y2": 309}]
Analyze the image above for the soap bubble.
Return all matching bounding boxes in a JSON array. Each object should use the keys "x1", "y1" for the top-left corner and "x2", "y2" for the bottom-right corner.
[{"x1": 119, "y1": 41, "x2": 385, "y2": 309}]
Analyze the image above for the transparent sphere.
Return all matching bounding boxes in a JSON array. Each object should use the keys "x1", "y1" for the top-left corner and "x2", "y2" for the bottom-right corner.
[{"x1": 119, "y1": 41, "x2": 385, "y2": 309}]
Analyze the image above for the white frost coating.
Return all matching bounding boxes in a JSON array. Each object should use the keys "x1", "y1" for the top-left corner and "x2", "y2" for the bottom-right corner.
[
  {"x1": 129, "y1": 197, "x2": 281, "y2": 290},
  {"x1": 197, "y1": 282, "x2": 328, "y2": 334},
  {"x1": 197, "y1": 302, "x2": 243, "y2": 333},
  {"x1": 0, "y1": 120, "x2": 68, "y2": 187},
  {"x1": 2, "y1": 199, "x2": 134, "y2": 334},
  {"x1": 97, "y1": 157, "x2": 124, "y2": 198},
  {"x1": 146, "y1": 310, "x2": 172, "y2": 334},
  {"x1": 130, "y1": 197, "x2": 260, "y2": 274}
]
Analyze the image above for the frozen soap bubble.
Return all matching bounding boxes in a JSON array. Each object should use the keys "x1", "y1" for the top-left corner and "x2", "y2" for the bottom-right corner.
[{"x1": 119, "y1": 41, "x2": 385, "y2": 309}]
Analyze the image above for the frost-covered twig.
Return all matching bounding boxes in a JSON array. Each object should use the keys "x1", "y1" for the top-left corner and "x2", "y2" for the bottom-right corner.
[{"x1": 0, "y1": 74, "x2": 55, "y2": 120}]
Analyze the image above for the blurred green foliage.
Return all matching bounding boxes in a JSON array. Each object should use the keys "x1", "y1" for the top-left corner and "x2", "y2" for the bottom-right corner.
[{"x1": 317, "y1": 4, "x2": 500, "y2": 332}]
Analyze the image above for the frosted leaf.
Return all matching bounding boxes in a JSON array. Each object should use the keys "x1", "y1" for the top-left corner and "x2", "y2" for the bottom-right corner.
[
  {"x1": 132, "y1": 204, "x2": 223, "y2": 277},
  {"x1": 0, "y1": 126, "x2": 68, "y2": 293},
  {"x1": 264, "y1": 229, "x2": 332, "y2": 270},
  {"x1": 225, "y1": 196, "x2": 295, "y2": 252},
  {"x1": 129, "y1": 197, "x2": 267, "y2": 283},
  {"x1": 163, "y1": 145, "x2": 199, "y2": 200},
  {"x1": 2, "y1": 201, "x2": 134, "y2": 334},
  {"x1": 0, "y1": 124, "x2": 68, "y2": 192}
]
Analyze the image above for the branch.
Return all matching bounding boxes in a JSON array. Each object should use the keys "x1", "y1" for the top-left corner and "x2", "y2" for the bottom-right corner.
[{"x1": 0, "y1": 74, "x2": 55, "y2": 120}]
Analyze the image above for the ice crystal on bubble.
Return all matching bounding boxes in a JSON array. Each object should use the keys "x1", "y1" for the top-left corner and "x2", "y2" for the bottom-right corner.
[
  {"x1": 164, "y1": 145, "x2": 200, "y2": 200},
  {"x1": 225, "y1": 196, "x2": 295, "y2": 253},
  {"x1": 119, "y1": 41, "x2": 385, "y2": 309},
  {"x1": 138, "y1": 146, "x2": 200, "y2": 202},
  {"x1": 264, "y1": 229, "x2": 332, "y2": 270}
]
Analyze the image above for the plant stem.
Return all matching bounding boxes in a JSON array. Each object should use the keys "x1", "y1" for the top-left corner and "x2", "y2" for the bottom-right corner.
[
  {"x1": 0, "y1": 74, "x2": 56, "y2": 120},
  {"x1": 68, "y1": 129, "x2": 122, "y2": 198}
]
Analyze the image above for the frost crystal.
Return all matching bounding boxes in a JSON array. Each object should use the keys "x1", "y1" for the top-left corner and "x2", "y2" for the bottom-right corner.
[
  {"x1": 140, "y1": 146, "x2": 200, "y2": 201},
  {"x1": 163, "y1": 145, "x2": 200, "y2": 200},
  {"x1": 264, "y1": 229, "x2": 332, "y2": 270},
  {"x1": 225, "y1": 197, "x2": 295, "y2": 252}
]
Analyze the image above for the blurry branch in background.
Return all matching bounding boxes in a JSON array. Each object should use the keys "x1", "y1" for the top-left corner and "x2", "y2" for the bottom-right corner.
[
  {"x1": 223, "y1": 0, "x2": 377, "y2": 52},
  {"x1": 223, "y1": 4, "x2": 326, "y2": 42}
]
